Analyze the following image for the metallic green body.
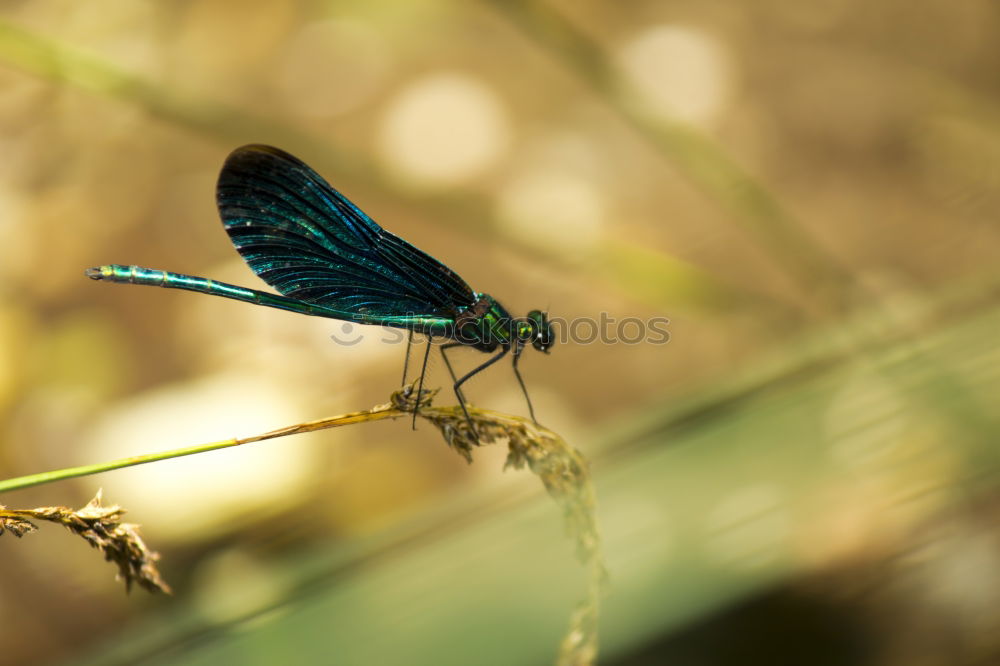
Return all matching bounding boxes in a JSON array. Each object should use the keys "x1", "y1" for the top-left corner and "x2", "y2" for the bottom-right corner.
[{"x1": 87, "y1": 265, "x2": 455, "y2": 338}]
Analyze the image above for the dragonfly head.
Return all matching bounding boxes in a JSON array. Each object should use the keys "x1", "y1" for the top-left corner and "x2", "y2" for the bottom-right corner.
[{"x1": 526, "y1": 310, "x2": 554, "y2": 353}]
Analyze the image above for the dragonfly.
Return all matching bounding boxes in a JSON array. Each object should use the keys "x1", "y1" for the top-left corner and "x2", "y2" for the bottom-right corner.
[{"x1": 87, "y1": 144, "x2": 553, "y2": 433}]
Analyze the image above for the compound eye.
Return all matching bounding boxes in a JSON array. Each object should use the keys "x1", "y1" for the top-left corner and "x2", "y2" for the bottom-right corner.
[{"x1": 526, "y1": 310, "x2": 554, "y2": 352}]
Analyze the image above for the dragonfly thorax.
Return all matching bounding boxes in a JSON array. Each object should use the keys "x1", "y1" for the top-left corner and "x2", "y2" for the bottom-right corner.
[
  {"x1": 453, "y1": 295, "x2": 554, "y2": 355},
  {"x1": 453, "y1": 294, "x2": 512, "y2": 352}
]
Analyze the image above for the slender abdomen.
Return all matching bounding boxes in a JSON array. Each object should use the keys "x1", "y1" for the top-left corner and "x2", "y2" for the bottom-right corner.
[
  {"x1": 86, "y1": 264, "x2": 347, "y2": 318},
  {"x1": 86, "y1": 264, "x2": 456, "y2": 336}
]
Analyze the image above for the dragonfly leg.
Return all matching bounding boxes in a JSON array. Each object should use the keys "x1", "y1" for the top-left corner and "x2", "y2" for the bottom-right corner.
[
  {"x1": 439, "y1": 343, "x2": 466, "y2": 404},
  {"x1": 400, "y1": 330, "x2": 414, "y2": 386},
  {"x1": 511, "y1": 343, "x2": 538, "y2": 424},
  {"x1": 451, "y1": 346, "x2": 509, "y2": 436},
  {"x1": 411, "y1": 336, "x2": 433, "y2": 430}
]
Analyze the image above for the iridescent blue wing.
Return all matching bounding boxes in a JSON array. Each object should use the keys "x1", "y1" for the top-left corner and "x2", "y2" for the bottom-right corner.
[{"x1": 216, "y1": 145, "x2": 476, "y2": 319}]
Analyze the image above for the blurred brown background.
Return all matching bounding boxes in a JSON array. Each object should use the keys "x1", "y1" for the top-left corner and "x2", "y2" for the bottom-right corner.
[{"x1": 0, "y1": 1, "x2": 998, "y2": 665}]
